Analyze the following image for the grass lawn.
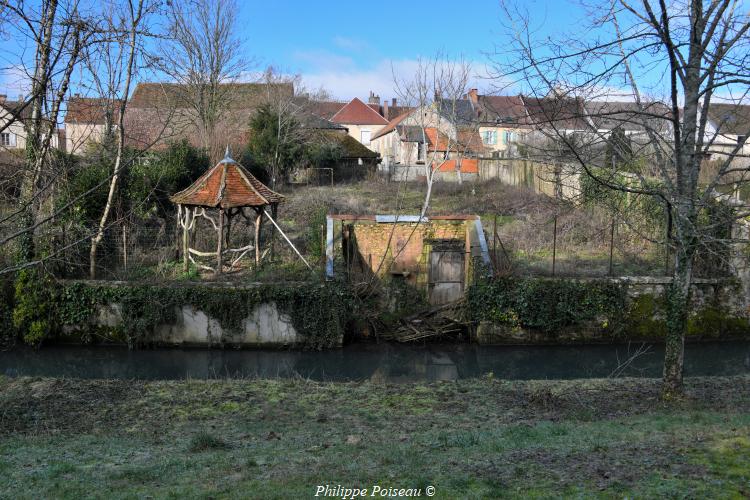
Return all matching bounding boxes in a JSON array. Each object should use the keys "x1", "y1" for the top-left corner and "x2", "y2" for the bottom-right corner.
[{"x1": 1, "y1": 375, "x2": 749, "y2": 499}]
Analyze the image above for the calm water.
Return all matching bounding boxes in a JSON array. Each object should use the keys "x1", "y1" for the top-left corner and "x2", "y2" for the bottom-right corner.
[{"x1": 1, "y1": 342, "x2": 749, "y2": 382}]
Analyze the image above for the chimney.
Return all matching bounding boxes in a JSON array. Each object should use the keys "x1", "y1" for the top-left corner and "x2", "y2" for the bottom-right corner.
[
  {"x1": 467, "y1": 88, "x2": 478, "y2": 104},
  {"x1": 392, "y1": 98, "x2": 397, "y2": 107},
  {"x1": 0, "y1": 94, "x2": 6, "y2": 103},
  {"x1": 368, "y1": 91, "x2": 380, "y2": 105},
  {"x1": 383, "y1": 99, "x2": 390, "y2": 120},
  {"x1": 17, "y1": 94, "x2": 23, "y2": 102}
]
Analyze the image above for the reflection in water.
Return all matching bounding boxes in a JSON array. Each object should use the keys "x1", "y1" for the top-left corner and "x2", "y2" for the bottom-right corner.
[{"x1": 1, "y1": 341, "x2": 749, "y2": 382}]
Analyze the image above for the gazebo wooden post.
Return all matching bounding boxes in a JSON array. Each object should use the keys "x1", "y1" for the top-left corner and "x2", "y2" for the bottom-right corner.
[
  {"x1": 181, "y1": 205, "x2": 190, "y2": 273},
  {"x1": 170, "y1": 150, "x2": 285, "y2": 274},
  {"x1": 269, "y1": 202, "x2": 278, "y2": 261},
  {"x1": 225, "y1": 209, "x2": 233, "y2": 247},
  {"x1": 254, "y1": 207, "x2": 263, "y2": 265},
  {"x1": 216, "y1": 208, "x2": 224, "y2": 275}
]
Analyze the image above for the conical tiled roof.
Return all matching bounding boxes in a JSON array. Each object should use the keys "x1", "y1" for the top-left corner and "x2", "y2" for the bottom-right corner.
[{"x1": 170, "y1": 152, "x2": 284, "y2": 208}]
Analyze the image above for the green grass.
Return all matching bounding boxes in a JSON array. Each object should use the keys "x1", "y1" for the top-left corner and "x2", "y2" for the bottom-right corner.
[{"x1": 1, "y1": 375, "x2": 749, "y2": 498}]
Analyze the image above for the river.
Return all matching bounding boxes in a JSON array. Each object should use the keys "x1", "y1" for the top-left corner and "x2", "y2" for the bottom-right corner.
[{"x1": 1, "y1": 341, "x2": 749, "y2": 382}]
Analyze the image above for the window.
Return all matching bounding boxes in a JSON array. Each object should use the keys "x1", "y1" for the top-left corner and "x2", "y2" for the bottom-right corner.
[
  {"x1": 482, "y1": 130, "x2": 497, "y2": 145},
  {"x1": 0, "y1": 132, "x2": 15, "y2": 147},
  {"x1": 417, "y1": 142, "x2": 426, "y2": 162},
  {"x1": 360, "y1": 130, "x2": 371, "y2": 145},
  {"x1": 504, "y1": 131, "x2": 514, "y2": 144},
  {"x1": 739, "y1": 135, "x2": 747, "y2": 145}
]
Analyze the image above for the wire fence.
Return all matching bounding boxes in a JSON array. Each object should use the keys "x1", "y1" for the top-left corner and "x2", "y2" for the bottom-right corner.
[{"x1": 486, "y1": 208, "x2": 731, "y2": 279}]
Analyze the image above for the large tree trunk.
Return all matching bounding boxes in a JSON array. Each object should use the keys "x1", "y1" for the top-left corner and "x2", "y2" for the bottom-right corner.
[
  {"x1": 17, "y1": 0, "x2": 57, "y2": 262},
  {"x1": 662, "y1": 212, "x2": 696, "y2": 398}
]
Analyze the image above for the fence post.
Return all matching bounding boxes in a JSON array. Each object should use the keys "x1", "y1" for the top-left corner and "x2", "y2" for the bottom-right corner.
[
  {"x1": 320, "y1": 224, "x2": 326, "y2": 274},
  {"x1": 493, "y1": 214, "x2": 498, "y2": 273},
  {"x1": 552, "y1": 215, "x2": 557, "y2": 277},
  {"x1": 608, "y1": 218, "x2": 615, "y2": 276}
]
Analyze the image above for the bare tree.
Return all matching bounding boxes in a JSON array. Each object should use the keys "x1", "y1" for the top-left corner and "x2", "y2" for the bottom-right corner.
[
  {"x1": 159, "y1": 0, "x2": 249, "y2": 163},
  {"x1": 393, "y1": 54, "x2": 480, "y2": 217},
  {"x1": 494, "y1": 0, "x2": 750, "y2": 396},
  {"x1": 88, "y1": 0, "x2": 154, "y2": 279},
  {"x1": 3, "y1": 0, "x2": 96, "y2": 262}
]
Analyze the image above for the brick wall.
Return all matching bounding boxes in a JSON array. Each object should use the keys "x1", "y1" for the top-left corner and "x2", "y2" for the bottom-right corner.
[{"x1": 350, "y1": 220, "x2": 467, "y2": 290}]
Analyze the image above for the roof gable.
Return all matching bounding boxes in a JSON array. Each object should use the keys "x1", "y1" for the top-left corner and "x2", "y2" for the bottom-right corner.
[
  {"x1": 478, "y1": 95, "x2": 528, "y2": 126},
  {"x1": 331, "y1": 97, "x2": 388, "y2": 125}
]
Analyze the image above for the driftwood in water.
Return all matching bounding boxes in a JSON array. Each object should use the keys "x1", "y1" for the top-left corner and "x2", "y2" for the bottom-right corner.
[{"x1": 380, "y1": 299, "x2": 467, "y2": 343}]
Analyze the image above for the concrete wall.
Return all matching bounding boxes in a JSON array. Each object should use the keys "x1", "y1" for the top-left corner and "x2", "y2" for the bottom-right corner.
[
  {"x1": 478, "y1": 158, "x2": 581, "y2": 199},
  {"x1": 87, "y1": 300, "x2": 306, "y2": 347},
  {"x1": 475, "y1": 277, "x2": 750, "y2": 345},
  {"x1": 66, "y1": 122, "x2": 107, "y2": 155}
]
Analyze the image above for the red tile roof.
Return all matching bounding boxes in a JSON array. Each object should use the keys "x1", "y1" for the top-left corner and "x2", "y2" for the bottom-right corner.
[
  {"x1": 170, "y1": 155, "x2": 284, "y2": 208},
  {"x1": 371, "y1": 110, "x2": 412, "y2": 140},
  {"x1": 65, "y1": 97, "x2": 121, "y2": 124},
  {"x1": 331, "y1": 97, "x2": 388, "y2": 125},
  {"x1": 477, "y1": 95, "x2": 528, "y2": 126}
]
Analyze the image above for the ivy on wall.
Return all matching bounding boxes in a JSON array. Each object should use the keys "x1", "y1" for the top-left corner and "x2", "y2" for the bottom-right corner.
[{"x1": 467, "y1": 277, "x2": 628, "y2": 335}]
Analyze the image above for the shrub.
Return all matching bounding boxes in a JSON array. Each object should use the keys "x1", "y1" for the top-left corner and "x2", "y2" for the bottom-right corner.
[{"x1": 11, "y1": 269, "x2": 56, "y2": 346}]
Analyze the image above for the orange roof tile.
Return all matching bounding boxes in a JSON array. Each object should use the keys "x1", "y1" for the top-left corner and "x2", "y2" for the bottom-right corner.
[
  {"x1": 371, "y1": 110, "x2": 412, "y2": 140},
  {"x1": 170, "y1": 154, "x2": 284, "y2": 208},
  {"x1": 432, "y1": 158, "x2": 479, "y2": 174}
]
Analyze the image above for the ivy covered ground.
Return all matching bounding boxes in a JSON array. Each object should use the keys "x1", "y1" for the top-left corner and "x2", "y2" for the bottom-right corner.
[{"x1": 1, "y1": 375, "x2": 749, "y2": 498}]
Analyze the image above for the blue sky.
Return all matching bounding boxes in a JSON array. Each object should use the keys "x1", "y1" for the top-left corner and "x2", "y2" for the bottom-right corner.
[
  {"x1": 0, "y1": 1, "x2": 584, "y2": 101},
  {"x1": 239, "y1": 0, "x2": 575, "y2": 99}
]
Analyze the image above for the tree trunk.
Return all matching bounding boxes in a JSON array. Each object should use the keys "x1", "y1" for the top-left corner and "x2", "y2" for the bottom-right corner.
[
  {"x1": 662, "y1": 216, "x2": 695, "y2": 398},
  {"x1": 89, "y1": 1, "x2": 143, "y2": 279}
]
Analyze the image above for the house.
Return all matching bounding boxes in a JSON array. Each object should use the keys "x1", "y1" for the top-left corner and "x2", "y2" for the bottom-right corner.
[
  {"x1": 522, "y1": 94, "x2": 590, "y2": 135},
  {"x1": 470, "y1": 92, "x2": 531, "y2": 157},
  {"x1": 0, "y1": 95, "x2": 30, "y2": 151},
  {"x1": 0, "y1": 94, "x2": 61, "y2": 153},
  {"x1": 329, "y1": 95, "x2": 389, "y2": 147},
  {"x1": 290, "y1": 102, "x2": 380, "y2": 183},
  {"x1": 371, "y1": 98, "x2": 485, "y2": 167},
  {"x1": 65, "y1": 96, "x2": 121, "y2": 155},
  {"x1": 306, "y1": 92, "x2": 413, "y2": 146},
  {"x1": 123, "y1": 82, "x2": 294, "y2": 152},
  {"x1": 704, "y1": 103, "x2": 750, "y2": 159}
]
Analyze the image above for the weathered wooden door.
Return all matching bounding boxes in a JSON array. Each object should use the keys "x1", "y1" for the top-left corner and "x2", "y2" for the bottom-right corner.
[{"x1": 428, "y1": 240, "x2": 465, "y2": 305}]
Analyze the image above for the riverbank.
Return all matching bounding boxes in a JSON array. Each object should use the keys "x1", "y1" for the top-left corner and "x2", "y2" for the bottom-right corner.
[{"x1": 1, "y1": 376, "x2": 749, "y2": 498}]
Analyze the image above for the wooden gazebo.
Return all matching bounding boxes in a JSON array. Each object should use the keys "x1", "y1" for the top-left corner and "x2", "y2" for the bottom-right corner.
[{"x1": 170, "y1": 148, "x2": 285, "y2": 275}]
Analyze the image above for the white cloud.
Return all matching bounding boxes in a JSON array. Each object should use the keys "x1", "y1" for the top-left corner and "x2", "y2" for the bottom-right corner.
[
  {"x1": 0, "y1": 64, "x2": 31, "y2": 99},
  {"x1": 299, "y1": 58, "x2": 492, "y2": 101}
]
